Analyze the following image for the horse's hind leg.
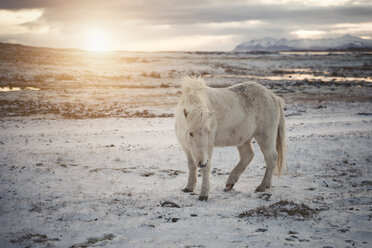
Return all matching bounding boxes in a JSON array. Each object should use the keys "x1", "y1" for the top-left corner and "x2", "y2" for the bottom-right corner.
[
  {"x1": 255, "y1": 135, "x2": 278, "y2": 192},
  {"x1": 224, "y1": 140, "x2": 254, "y2": 191},
  {"x1": 183, "y1": 151, "x2": 197, "y2": 192}
]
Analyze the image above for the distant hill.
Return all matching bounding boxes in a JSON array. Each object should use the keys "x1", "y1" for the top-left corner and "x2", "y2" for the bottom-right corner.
[
  {"x1": 0, "y1": 42, "x2": 83, "y2": 53},
  {"x1": 234, "y1": 35, "x2": 372, "y2": 51}
]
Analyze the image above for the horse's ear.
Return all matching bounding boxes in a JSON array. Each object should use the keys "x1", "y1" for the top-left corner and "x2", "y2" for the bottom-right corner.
[{"x1": 183, "y1": 109, "x2": 188, "y2": 118}]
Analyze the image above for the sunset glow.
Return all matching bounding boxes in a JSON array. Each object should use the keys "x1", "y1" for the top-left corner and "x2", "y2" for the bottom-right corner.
[{"x1": 84, "y1": 28, "x2": 109, "y2": 52}]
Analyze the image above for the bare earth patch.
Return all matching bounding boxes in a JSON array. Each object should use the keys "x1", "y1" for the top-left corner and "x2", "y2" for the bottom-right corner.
[
  {"x1": 238, "y1": 200, "x2": 318, "y2": 220},
  {"x1": 71, "y1": 234, "x2": 115, "y2": 248}
]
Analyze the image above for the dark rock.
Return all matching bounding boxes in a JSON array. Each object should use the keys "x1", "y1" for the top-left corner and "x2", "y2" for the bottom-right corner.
[
  {"x1": 171, "y1": 218, "x2": 180, "y2": 223},
  {"x1": 161, "y1": 201, "x2": 181, "y2": 208}
]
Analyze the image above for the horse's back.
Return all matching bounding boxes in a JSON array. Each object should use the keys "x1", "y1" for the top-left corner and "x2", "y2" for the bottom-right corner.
[
  {"x1": 228, "y1": 82, "x2": 274, "y2": 99},
  {"x1": 227, "y1": 82, "x2": 282, "y2": 134},
  {"x1": 227, "y1": 82, "x2": 278, "y2": 111}
]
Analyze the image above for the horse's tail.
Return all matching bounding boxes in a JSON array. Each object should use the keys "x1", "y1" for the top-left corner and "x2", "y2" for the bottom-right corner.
[{"x1": 276, "y1": 97, "x2": 287, "y2": 176}]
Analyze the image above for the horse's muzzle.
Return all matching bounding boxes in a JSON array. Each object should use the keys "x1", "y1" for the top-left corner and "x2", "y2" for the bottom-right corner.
[{"x1": 197, "y1": 160, "x2": 208, "y2": 168}]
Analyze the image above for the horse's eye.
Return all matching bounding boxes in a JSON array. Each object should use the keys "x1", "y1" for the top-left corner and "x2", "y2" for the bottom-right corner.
[{"x1": 189, "y1": 132, "x2": 193, "y2": 137}]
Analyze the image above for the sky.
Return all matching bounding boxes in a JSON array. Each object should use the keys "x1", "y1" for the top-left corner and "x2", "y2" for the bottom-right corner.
[{"x1": 0, "y1": 0, "x2": 372, "y2": 51}]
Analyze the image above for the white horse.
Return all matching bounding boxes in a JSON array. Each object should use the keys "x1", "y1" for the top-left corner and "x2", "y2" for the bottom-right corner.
[{"x1": 175, "y1": 77, "x2": 286, "y2": 201}]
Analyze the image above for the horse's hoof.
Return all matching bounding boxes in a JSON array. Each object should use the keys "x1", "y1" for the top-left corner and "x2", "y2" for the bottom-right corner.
[
  {"x1": 255, "y1": 184, "x2": 269, "y2": 193},
  {"x1": 224, "y1": 184, "x2": 234, "y2": 191},
  {"x1": 198, "y1": 195, "x2": 208, "y2": 201},
  {"x1": 182, "y1": 188, "x2": 193, "y2": 193}
]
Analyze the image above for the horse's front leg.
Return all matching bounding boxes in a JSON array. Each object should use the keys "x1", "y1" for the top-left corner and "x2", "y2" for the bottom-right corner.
[
  {"x1": 198, "y1": 148, "x2": 213, "y2": 201},
  {"x1": 198, "y1": 162, "x2": 211, "y2": 201},
  {"x1": 182, "y1": 152, "x2": 197, "y2": 192}
]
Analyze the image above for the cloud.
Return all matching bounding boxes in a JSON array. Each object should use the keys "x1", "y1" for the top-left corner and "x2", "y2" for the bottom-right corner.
[
  {"x1": 256, "y1": 0, "x2": 351, "y2": 6},
  {"x1": 331, "y1": 22, "x2": 372, "y2": 34},
  {"x1": 132, "y1": 34, "x2": 234, "y2": 51},
  {"x1": 199, "y1": 20, "x2": 263, "y2": 29},
  {"x1": 0, "y1": 9, "x2": 43, "y2": 25},
  {"x1": 291, "y1": 30, "x2": 326, "y2": 39},
  {"x1": 0, "y1": 9, "x2": 49, "y2": 35},
  {"x1": 0, "y1": 0, "x2": 372, "y2": 50}
]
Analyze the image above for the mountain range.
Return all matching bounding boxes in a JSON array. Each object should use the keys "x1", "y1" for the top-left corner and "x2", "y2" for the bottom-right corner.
[{"x1": 234, "y1": 35, "x2": 372, "y2": 51}]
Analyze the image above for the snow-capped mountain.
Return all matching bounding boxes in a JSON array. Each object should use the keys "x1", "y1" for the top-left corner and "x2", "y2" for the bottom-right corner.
[{"x1": 234, "y1": 35, "x2": 372, "y2": 51}]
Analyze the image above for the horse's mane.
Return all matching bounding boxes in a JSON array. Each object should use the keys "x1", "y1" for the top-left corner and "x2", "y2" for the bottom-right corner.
[{"x1": 179, "y1": 77, "x2": 212, "y2": 129}]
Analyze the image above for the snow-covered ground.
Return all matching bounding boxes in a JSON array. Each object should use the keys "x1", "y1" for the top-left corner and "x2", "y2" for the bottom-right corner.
[
  {"x1": 0, "y1": 101, "x2": 371, "y2": 247},
  {"x1": 0, "y1": 44, "x2": 371, "y2": 247}
]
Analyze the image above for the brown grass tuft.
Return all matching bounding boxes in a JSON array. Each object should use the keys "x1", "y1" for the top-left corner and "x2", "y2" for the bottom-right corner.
[{"x1": 238, "y1": 200, "x2": 317, "y2": 220}]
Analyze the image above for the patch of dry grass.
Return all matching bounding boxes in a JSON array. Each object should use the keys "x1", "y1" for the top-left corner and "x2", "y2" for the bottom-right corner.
[{"x1": 238, "y1": 200, "x2": 318, "y2": 220}]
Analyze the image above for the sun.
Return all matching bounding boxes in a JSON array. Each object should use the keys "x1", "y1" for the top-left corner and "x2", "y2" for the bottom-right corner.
[{"x1": 84, "y1": 28, "x2": 109, "y2": 52}]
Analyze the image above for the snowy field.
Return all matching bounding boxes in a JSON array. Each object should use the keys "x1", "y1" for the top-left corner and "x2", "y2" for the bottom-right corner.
[
  {"x1": 0, "y1": 102, "x2": 371, "y2": 247},
  {"x1": 0, "y1": 44, "x2": 372, "y2": 247}
]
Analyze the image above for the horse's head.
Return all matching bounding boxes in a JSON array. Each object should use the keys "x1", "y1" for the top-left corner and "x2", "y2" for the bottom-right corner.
[
  {"x1": 183, "y1": 108, "x2": 215, "y2": 168},
  {"x1": 178, "y1": 77, "x2": 216, "y2": 168}
]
